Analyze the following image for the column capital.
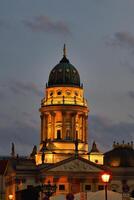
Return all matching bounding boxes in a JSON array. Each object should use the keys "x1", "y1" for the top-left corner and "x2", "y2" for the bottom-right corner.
[
  {"x1": 50, "y1": 111, "x2": 56, "y2": 117},
  {"x1": 71, "y1": 112, "x2": 77, "y2": 117},
  {"x1": 62, "y1": 111, "x2": 66, "y2": 116}
]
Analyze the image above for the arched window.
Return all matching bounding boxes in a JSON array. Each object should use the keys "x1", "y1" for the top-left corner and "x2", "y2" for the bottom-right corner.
[{"x1": 57, "y1": 130, "x2": 61, "y2": 140}]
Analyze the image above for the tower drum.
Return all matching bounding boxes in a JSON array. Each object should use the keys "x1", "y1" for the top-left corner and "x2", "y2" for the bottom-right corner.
[{"x1": 36, "y1": 45, "x2": 89, "y2": 164}]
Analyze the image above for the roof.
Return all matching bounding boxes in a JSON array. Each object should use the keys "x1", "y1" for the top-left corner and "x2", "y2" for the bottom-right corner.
[
  {"x1": 0, "y1": 160, "x2": 8, "y2": 175},
  {"x1": 39, "y1": 156, "x2": 107, "y2": 172},
  {"x1": 90, "y1": 141, "x2": 100, "y2": 153},
  {"x1": 104, "y1": 146, "x2": 134, "y2": 167},
  {"x1": 48, "y1": 56, "x2": 81, "y2": 87},
  {"x1": 47, "y1": 46, "x2": 81, "y2": 87}
]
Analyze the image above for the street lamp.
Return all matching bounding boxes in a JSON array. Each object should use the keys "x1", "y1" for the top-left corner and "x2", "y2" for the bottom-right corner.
[
  {"x1": 101, "y1": 172, "x2": 111, "y2": 200},
  {"x1": 8, "y1": 194, "x2": 13, "y2": 200},
  {"x1": 40, "y1": 181, "x2": 57, "y2": 200}
]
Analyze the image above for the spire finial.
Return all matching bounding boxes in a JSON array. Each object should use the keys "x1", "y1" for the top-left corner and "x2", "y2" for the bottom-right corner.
[{"x1": 63, "y1": 44, "x2": 66, "y2": 57}]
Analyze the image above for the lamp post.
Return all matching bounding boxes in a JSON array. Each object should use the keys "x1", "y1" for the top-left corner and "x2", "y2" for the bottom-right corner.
[
  {"x1": 8, "y1": 194, "x2": 13, "y2": 200},
  {"x1": 38, "y1": 181, "x2": 57, "y2": 200},
  {"x1": 101, "y1": 172, "x2": 111, "y2": 200}
]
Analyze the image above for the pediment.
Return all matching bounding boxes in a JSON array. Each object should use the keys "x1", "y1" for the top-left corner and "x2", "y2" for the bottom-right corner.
[{"x1": 48, "y1": 158, "x2": 102, "y2": 172}]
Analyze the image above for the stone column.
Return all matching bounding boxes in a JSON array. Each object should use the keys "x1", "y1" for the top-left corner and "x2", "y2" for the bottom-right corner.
[
  {"x1": 43, "y1": 114, "x2": 48, "y2": 141},
  {"x1": 68, "y1": 177, "x2": 73, "y2": 193},
  {"x1": 92, "y1": 178, "x2": 98, "y2": 192},
  {"x1": 62, "y1": 111, "x2": 66, "y2": 139},
  {"x1": 71, "y1": 113, "x2": 77, "y2": 140},
  {"x1": 40, "y1": 114, "x2": 43, "y2": 143},
  {"x1": 50, "y1": 112, "x2": 56, "y2": 140},
  {"x1": 77, "y1": 114, "x2": 80, "y2": 140},
  {"x1": 81, "y1": 114, "x2": 88, "y2": 143},
  {"x1": 82, "y1": 114, "x2": 85, "y2": 142},
  {"x1": 79, "y1": 114, "x2": 82, "y2": 141},
  {"x1": 85, "y1": 115, "x2": 88, "y2": 143}
]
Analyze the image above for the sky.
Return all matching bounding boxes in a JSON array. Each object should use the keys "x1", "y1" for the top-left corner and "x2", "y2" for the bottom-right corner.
[{"x1": 0, "y1": 0, "x2": 134, "y2": 156}]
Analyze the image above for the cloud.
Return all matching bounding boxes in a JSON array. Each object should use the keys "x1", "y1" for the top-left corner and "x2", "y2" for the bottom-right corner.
[
  {"x1": 0, "y1": 84, "x2": 7, "y2": 101},
  {"x1": 0, "y1": 113, "x2": 12, "y2": 124},
  {"x1": 0, "y1": 19, "x2": 5, "y2": 27},
  {"x1": 21, "y1": 111, "x2": 33, "y2": 118},
  {"x1": 0, "y1": 119, "x2": 39, "y2": 155},
  {"x1": 128, "y1": 90, "x2": 134, "y2": 99},
  {"x1": 0, "y1": 19, "x2": 11, "y2": 30},
  {"x1": 0, "y1": 19, "x2": 6, "y2": 28},
  {"x1": 89, "y1": 115, "x2": 134, "y2": 152},
  {"x1": 7, "y1": 80, "x2": 43, "y2": 97},
  {"x1": 0, "y1": 113, "x2": 133, "y2": 155},
  {"x1": 106, "y1": 31, "x2": 134, "y2": 52},
  {"x1": 22, "y1": 15, "x2": 71, "y2": 35},
  {"x1": 121, "y1": 60, "x2": 134, "y2": 74},
  {"x1": 128, "y1": 114, "x2": 134, "y2": 120},
  {"x1": 0, "y1": 90, "x2": 6, "y2": 100},
  {"x1": 128, "y1": 66, "x2": 134, "y2": 74}
]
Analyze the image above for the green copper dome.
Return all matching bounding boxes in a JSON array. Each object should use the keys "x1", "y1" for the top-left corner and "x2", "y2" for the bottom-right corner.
[{"x1": 48, "y1": 45, "x2": 81, "y2": 87}]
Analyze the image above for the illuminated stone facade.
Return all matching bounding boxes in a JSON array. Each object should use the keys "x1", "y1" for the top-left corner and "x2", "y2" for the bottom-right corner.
[
  {"x1": 2, "y1": 46, "x2": 134, "y2": 199},
  {"x1": 36, "y1": 45, "x2": 89, "y2": 164}
]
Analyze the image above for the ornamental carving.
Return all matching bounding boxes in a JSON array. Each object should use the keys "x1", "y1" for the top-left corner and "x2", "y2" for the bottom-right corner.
[{"x1": 49, "y1": 160, "x2": 102, "y2": 172}]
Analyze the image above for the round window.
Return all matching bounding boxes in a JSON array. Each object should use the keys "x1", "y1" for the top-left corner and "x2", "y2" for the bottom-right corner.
[
  {"x1": 66, "y1": 90, "x2": 71, "y2": 95},
  {"x1": 50, "y1": 92, "x2": 53, "y2": 96},
  {"x1": 57, "y1": 91, "x2": 62, "y2": 95}
]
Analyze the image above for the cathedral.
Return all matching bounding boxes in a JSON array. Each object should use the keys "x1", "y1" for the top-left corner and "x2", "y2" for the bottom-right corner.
[
  {"x1": 36, "y1": 44, "x2": 89, "y2": 165},
  {"x1": 0, "y1": 46, "x2": 134, "y2": 200}
]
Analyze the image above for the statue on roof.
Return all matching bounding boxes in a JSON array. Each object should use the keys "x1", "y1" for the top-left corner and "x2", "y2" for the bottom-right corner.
[
  {"x1": 30, "y1": 145, "x2": 37, "y2": 159},
  {"x1": 11, "y1": 142, "x2": 15, "y2": 157}
]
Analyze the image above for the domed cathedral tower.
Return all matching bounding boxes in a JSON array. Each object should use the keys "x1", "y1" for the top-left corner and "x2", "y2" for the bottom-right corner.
[{"x1": 36, "y1": 45, "x2": 89, "y2": 165}]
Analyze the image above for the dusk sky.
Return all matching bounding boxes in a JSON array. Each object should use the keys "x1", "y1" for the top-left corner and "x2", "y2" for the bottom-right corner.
[{"x1": 0, "y1": 0, "x2": 134, "y2": 156}]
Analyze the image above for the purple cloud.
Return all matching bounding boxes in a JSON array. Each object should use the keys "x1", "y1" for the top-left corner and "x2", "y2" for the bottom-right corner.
[
  {"x1": 106, "y1": 31, "x2": 134, "y2": 52},
  {"x1": 89, "y1": 115, "x2": 134, "y2": 152},
  {"x1": 7, "y1": 80, "x2": 43, "y2": 97},
  {"x1": 0, "y1": 119, "x2": 39, "y2": 156},
  {"x1": 0, "y1": 112, "x2": 133, "y2": 155},
  {"x1": 128, "y1": 114, "x2": 134, "y2": 120},
  {"x1": 121, "y1": 60, "x2": 134, "y2": 74},
  {"x1": 128, "y1": 90, "x2": 134, "y2": 99},
  {"x1": 22, "y1": 15, "x2": 71, "y2": 35},
  {"x1": 0, "y1": 90, "x2": 5, "y2": 100}
]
